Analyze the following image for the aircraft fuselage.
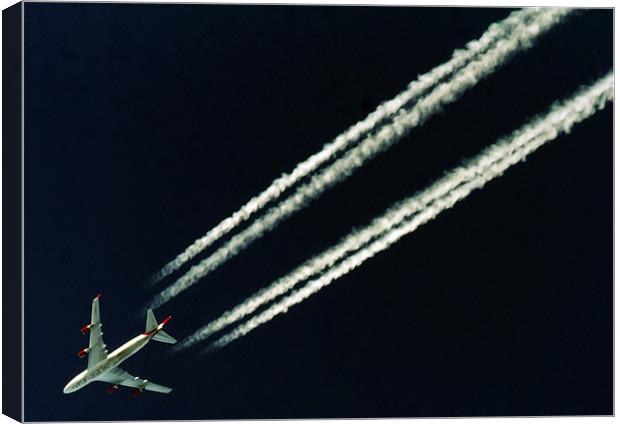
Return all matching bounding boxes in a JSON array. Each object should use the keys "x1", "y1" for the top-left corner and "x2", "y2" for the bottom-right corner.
[{"x1": 63, "y1": 332, "x2": 154, "y2": 393}]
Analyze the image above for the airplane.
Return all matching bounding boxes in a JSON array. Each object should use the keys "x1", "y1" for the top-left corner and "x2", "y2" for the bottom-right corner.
[{"x1": 63, "y1": 293, "x2": 177, "y2": 397}]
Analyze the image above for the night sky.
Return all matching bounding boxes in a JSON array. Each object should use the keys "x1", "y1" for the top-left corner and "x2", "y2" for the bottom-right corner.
[{"x1": 23, "y1": 4, "x2": 612, "y2": 420}]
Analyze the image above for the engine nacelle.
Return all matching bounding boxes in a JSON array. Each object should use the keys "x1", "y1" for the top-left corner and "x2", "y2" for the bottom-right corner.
[
  {"x1": 106, "y1": 385, "x2": 119, "y2": 394},
  {"x1": 77, "y1": 348, "x2": 89, "y2": 358},
  {"x1": 131, "y1": 388, "x2": 143, "y2": 398},
  {"x1": 80, "y1": 324, "x2": 92, "y2": 335}
]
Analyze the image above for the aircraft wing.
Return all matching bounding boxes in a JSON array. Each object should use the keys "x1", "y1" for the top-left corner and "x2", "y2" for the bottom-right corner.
[
  {"x1": 98, "y1": 367, "x2": 173, "y2": 394},
  {"x1": 88, "y1": 294, "x2": 108, "y2": 369}
]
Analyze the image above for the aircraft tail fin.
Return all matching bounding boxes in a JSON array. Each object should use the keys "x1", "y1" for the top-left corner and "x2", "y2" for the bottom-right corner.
[
  {"x1": 152, "y1": 330, "x2": 177, "y2": 344},
  {"x1": 145, "y1": 309, "x2": 176, "y2": 344},
  {"x1": 145, "y1": 309, "x2": 158, "y2": 333}
]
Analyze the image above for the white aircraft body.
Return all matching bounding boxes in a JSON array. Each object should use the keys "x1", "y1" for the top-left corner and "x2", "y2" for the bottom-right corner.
[{"x1": 63, "y1": 294, "x2": 176, "y2": 396}]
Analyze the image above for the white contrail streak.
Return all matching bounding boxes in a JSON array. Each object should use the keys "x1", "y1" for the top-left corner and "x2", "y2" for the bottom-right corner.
[
  {"x1": 199, "y1": 72, "x2": 613, "y2": 351},
  {"x1": 173, "y1": 100, "x2": 555, "y2": 349},
  {"x1": 174, "y1": 176, "x2": 464, "y2": 350},
  {"x1": 150, "y1": 8, "x2": 552, "y2": 285},
  {"x1": 150, "y1": 8, "x2": 572, "y2": 310}
]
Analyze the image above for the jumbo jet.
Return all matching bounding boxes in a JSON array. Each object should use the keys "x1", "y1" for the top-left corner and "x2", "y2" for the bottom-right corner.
[{"x1": 63, "y1": 294, "x2": 176, "y2": 396}]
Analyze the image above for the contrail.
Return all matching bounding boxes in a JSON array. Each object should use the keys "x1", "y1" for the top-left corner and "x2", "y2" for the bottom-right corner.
[
  {"x1": 150, "y1": 8, "x2": 554, "y2": 285},
  {"x1": 173, "y1": 173, "x2": 500, "y2": 351},
  {"x1": 196, "y1": 72, "x2": 613, "y2": 352},
  {"x1": 173, "y1": 104, "x2": 553, "y2": 349},
  {"x1": 149, "y1": 8, "x2": 573, "y2": 310}
]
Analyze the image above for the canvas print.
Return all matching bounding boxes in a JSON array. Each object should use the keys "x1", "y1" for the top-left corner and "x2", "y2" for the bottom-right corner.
[{"x1": 2, "y1": 2, "x2": 613, "y2": 421}]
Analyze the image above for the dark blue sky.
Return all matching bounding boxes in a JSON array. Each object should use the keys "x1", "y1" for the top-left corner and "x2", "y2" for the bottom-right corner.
[{"x1": 24, "y1": 4, "x2": 611, "y2": 420}]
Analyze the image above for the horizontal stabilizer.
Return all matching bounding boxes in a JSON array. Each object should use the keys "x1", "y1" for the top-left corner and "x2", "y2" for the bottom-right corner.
[{"x1": 152, "y1": 330, "x2": 177, "y2": 344}]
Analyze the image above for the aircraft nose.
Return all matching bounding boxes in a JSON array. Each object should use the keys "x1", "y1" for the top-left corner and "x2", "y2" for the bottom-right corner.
[{"x1": 63, "y1": 382, "x2": 73, "y2": 394}]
